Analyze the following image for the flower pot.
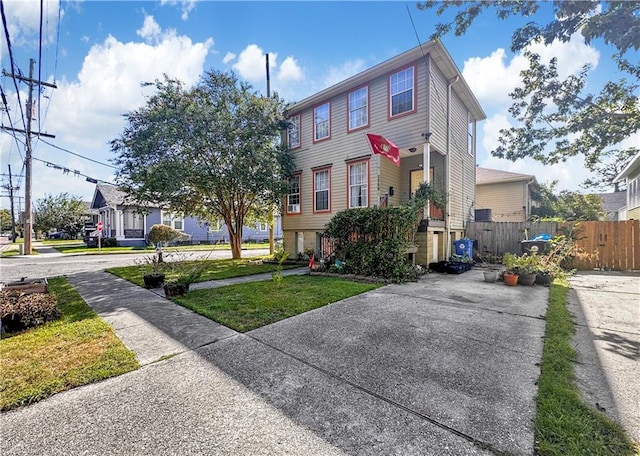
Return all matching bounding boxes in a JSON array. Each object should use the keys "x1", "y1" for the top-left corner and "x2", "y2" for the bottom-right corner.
[
  {"x1": 143, "y1": 273, "x2": 165, "y2": 289},
  {"x1": 164, "y1": 283, "x2": 189, "y2": 298},
  {"x1": 483, "y1": 270, "x2": 498, "y2": 282},
  {"x1": 504, "y1": 272, "x2": 519, "y2": 286},
  {"x1": 518, "y1": 273, "x2": 537, "y2": 286},
  {"x1": 535, "y1": 272, "x2": 552, "y2": 287}
]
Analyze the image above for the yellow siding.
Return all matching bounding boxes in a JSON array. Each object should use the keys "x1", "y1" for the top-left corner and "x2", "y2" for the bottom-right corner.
[
  {"x1": 476, "y1": 181, "x2": 527, "y2": 222},
  {"x1": 627, "y1": 206, "x2": 640, "y2": 220}
]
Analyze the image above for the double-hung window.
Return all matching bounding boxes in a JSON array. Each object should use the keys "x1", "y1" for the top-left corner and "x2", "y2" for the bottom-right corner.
[
  {"x1": 348, "y1": 161, "x2": 368, "y2": 208},
  {"x1": 162, "y1": 212, "x2": 183, "y2": 230},
  {"x1": 287, "y1": 174, "x2": 301, "y2": 214},
  {"x1": 389, "y1": 66, "x2": 414, "y2": 117},
  {"x1": 314, "y1": 168, "x2": 330, "y2": 212},
  {"x1": 288, "y1": 114, "x2": 300, "y2": 149},
  {"x1": 348, "y1": 86, "x2": 368, "y2": 131},
  {"x1": 314, "y1": 102, "x2": 330, "y2": 142}
]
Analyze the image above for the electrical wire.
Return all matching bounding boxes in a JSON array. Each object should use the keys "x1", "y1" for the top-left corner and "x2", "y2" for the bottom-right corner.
[
  {"x1": 0, "y1": 85, "x2": 26, "y2": 162},
  {"x1": 32, "y1": 155, "x2": 114, "y2": 185},
  {"x1": 0, "y1": 0, "x2": 26, "y2": 130},
  {"x1": 37, "y1": 138, "x2": 118, "y2": 169},
  {"x1": 37, "y1": 0, "x2": 43, "y2": 131},
  {"x1": 41, "y1": 0, "x2": 61, "y2": 129}
]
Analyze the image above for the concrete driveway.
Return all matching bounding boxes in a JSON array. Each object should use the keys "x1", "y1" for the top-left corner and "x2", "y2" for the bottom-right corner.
[
  {"x1": 1, "y1": 269, "x2": 548, "y2": 455},
  {"x1": 568, "y1": 271, "x2": 640, "y2": 443}
]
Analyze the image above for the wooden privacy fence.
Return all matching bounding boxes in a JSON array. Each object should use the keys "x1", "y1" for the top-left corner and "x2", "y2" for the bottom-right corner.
[{"x1": 465, "y1": 220, "x2": 640, "y2": 271}]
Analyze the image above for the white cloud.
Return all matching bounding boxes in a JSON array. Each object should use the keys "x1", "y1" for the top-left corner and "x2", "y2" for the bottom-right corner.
[
  {"x1": 222, "y1": 51, "x2": 236, "y2": 64},
  {"x1": 323, "y1": 59, "x2": 366, "y2": 88},
  {"x1": 0, "y1": 0, "x2": 61, "y2": 51},
  {"x1": 233, "y1": 44, "x2": 273, "y2": 83},
  {"x1": 136, "y1": 15, "x2": 162, "y2": 43},
  {"x1": 468, "y1": 33, "x2": 604, "y2": 192},
  {"x1": 13, "y1": 30, "x2": 214, "y2": 202},
  {"x1": 160, "y1": 0, "x2": 197, "y2": 21},
  {"x1": 277, "y1": 56, "x2": 303, "y2": 82}
]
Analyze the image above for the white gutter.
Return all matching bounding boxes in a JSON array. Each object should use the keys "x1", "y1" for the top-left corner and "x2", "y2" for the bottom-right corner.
[{"x1": 445, "y1": 75, "x2": 459, "y2": 260}]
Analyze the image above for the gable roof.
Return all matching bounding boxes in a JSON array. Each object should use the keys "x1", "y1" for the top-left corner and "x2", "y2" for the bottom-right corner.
[
  {"x1": 285, "y1": 40, "x2": 486, "y2": 122},
  {"x1": 476, "y1": 167, "x2": 537, "y2": 186},
  {"x1": 91, "y1": 183, "x2": 135, "y2": 209},
  {"x1": 593, "y1": 191, "x2": 627, "y2": 213},
  {"x1": 614, "y1": 151, "x2": 640, "y2": 182}
]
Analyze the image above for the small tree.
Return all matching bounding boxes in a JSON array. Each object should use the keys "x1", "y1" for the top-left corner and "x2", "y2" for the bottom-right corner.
[
  {"x1": 33, "y1": 193, "x2": 86, "y2": 237},
  {"x1": 148, "y1": 224, "x2": 186, "y2": 262}
]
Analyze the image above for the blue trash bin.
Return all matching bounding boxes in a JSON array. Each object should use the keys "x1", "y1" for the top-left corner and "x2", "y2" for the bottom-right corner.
[{"x1": 453, "y1": 239, "x2": 474, "y2": 258}]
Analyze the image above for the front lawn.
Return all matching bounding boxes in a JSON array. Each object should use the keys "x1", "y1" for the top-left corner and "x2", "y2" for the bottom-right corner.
[
  {"x1": 0, "y1": 278, "x2": 139, "y2": 411},
  {"x1": 173, "y1": 275, "x2": 382, "y2": 332},
  {"x1": 107, "y1": 256, "x2": 298, "y2": 287}
]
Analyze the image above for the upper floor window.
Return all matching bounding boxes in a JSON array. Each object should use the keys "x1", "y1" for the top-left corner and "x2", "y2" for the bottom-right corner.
[
  {"x1": 389, "y1": 66, "x2": 414, "y2": 117},
  {"x1": 348, "y1": 160, "x2": 368, "y2": 208},
  {"x1": 257, "y1": 222, "x2": 269, "y2": 231},
  {"x1": 314, "y1": 168, "x2": 331, "y2": 212},
  {"x1": 162, "y1": 211, "x2": 183, "y2": 231},
  {"x1": 287, "y1": 174, "x2": 301, "y2": 214},
  {"x1": 287, "y1": 114, "x2": 300, "y2": 149},
  {"x1": 630, "y1": 177, "x2": 639, "y2": 210},
  {"x1": 468, "y1": 112, "x2": 475, "y2": 156},
  {"x1": 314, "y1": 102, "x2": 330, "y2": 142},
  {"x1": 348, "y1": 86, "x2": 368, "y2": 131}
]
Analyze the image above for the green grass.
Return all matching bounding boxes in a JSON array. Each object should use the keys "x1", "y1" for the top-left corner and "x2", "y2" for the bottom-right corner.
[
  {"x1": 172, "y1": 274, "x2": 381, "y2": 332},
  {"x1": 534, "y1": 278, "x2": 636, "y2": 455},
  {"x1": 54, "y1": 242, "x2": 271, "y2": 254},
  {"x1": 107, "y1": 256, "x2": 298, "y2": 287},
  {"x1": 0, "y1": 277, "x2": 139, "y2": 411}
]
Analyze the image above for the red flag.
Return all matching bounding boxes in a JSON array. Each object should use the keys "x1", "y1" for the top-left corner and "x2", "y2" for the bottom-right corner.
[
  {"x1": 366, "y1": 133, "x2": 400, "y2": 166},
  {"x1": 308, "y1": 254, "x2": 314, "y2": 269}
]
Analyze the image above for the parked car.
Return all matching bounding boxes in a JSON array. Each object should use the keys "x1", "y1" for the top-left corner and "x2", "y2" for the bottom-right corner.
[{"x1": 48, "y1": 232, "x2": 71, "y2": 240}]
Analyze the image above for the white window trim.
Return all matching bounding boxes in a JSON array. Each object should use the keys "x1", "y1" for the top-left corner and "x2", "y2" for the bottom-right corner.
[
  {"x1": 389, "y1": 66, "x2": 415, "y2": 118},
  {"x1": 288, "y1": 114, "x2": 301, "y2": 149},
  {"x1": 348, "y1": 161, "x2": 368, "y2": 208},
  {"x1": 287, "y1": 174, "x2": 301, "y2": 214},
  {"x1": 314, "y1": 102, "x2": 331, "y2": 142},
  {"x1": 314, "y1": 168, "x2": 331, "y2": 213},
  {"x1": 348, "y1": 86, "x2": 368, "y2": 131},
  {"x1": 161, "y1": 211, "x2": 184, "y2": 231}
]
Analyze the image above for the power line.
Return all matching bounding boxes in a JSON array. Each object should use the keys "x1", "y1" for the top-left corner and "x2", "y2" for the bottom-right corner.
[
  {"x1": 0, "y1": 84, "x2": 25, "y2": 161},
  {"x1": 37, "y1": 138, "x2": 118, "y2": 169},
  {"x1": 37, "y1": 0, "x2": 43, "y2": 131},
  {"x1": 0, "y1": 0, "x2": 26, "y2": 130},
  {"x1": 33, "y1": 156, "x2": 114, "y2": 185}
]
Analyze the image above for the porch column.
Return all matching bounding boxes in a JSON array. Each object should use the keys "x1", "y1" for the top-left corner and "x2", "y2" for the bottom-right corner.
[{"x1": 114, "y1": 210, "x2": 124, "y2": 240}]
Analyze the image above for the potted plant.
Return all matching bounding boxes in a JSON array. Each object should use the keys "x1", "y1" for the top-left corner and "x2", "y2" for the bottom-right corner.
[
  {"x1": 163, "y1": 252, "x2": 210, "y2": 298},
  {"x1": 135, "y1": 253, "x2": 165, "y2": 289},
  {"x1": 514, "y1": 253, "x2": 537, "y2": 286},
  {"x1": 502, "y1": 252, "x2": 519, "y2": 286}
]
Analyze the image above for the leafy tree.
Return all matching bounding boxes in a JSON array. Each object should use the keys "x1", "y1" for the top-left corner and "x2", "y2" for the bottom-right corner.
[
  {"x1": 33, "y1": 193, "x2": 86, "y2": 237},
  {"x1": 531, "y1": 181, "x2": 605, "y2": 221},
  {"x1": 581, "y1": 148, "x2": 637, "y2": 192},
  {"x1": 112, "y1": 71, "x2": 293, "y2": 259},
  {"x1": 418, "y1": 1, "x2": 640, "y2": 186},
  {"x1": 0, "y1": 209, "x2": 11, "y2": 233}
]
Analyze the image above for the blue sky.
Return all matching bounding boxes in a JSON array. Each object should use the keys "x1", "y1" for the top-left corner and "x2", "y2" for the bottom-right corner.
[{"x1": 1, "y1": 0, "x2": 635, "y2": 207}]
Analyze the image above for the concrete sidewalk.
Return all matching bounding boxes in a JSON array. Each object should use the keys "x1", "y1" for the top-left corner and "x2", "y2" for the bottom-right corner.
[
  {"x1": 568, "y1": 272, "x2": 640, "y2": 443},
  {"x1": 1, "y1": 268, "x2": 550, "y2": 455}
]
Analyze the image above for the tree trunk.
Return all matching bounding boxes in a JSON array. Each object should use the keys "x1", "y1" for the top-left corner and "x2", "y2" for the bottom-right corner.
[{"x1": 230, "y1": 232, "x2": 242, "y2": 259}]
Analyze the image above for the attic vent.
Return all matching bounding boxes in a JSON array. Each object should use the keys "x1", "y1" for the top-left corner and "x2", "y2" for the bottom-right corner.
[{"x1": 475, "y1": 209, "x2": 492, "y2": 222}]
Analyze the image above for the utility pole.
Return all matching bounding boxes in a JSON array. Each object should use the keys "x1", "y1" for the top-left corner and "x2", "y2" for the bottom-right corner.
[
  {"x1": 2, "y1": 59, "x2": 56, "y2": 255},
  {"x1": 265, "y1": 53, "x2": 275, "y2": 255},
  {"x1": 7, "y1": 165, "x2": 18, "y2": 242}
]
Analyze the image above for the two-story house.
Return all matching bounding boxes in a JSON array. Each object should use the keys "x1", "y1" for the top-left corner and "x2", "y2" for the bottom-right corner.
[
  {"x1": 281, "y1": 40, "x2": 486, "y2": 265},
  {"x1": 614, "y1": 150, "x2": 640, "y2": 220}
]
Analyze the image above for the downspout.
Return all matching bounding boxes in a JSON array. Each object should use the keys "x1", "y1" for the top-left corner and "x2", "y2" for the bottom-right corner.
[
  {"x1": 423, "y1": 54, "x2": 431, "y2": 263},
  {"x1": 445, "y1": 75, "x2": 459, "y2": 260}
]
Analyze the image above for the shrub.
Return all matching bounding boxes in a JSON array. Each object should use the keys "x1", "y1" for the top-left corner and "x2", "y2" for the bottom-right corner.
[
  {"x1": 1, "y1": 291, "x2": 60, "y2": 333},
  {"x1": 148, "y1": 224, "x2": 186, "y2": 245},
  {"x1": 102, "y1": 237, "x2": 118, "y2": 248}
]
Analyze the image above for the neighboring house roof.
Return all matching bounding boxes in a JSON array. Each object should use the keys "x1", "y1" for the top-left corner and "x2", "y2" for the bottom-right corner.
[
  {"x1": 285, "y1": 40, "x2": 486, "y2": 122},
  {"x1": 614, "y1": 151, "x2": 640, "y2": 182},
  {"x1": 476, "y1": 167, "x2": 537, "y2": 186},
  {"x1": 92, "y1": 183, "x2": 136, "y2": 209},
  {"x1": 594, "y1": 191, "x2": 627, "y2": 214}
]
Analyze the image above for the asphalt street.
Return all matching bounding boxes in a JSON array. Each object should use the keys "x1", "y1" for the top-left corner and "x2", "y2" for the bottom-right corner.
[{"x1": 0, "y1": 245, "x2": 270, "y2": 283}]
